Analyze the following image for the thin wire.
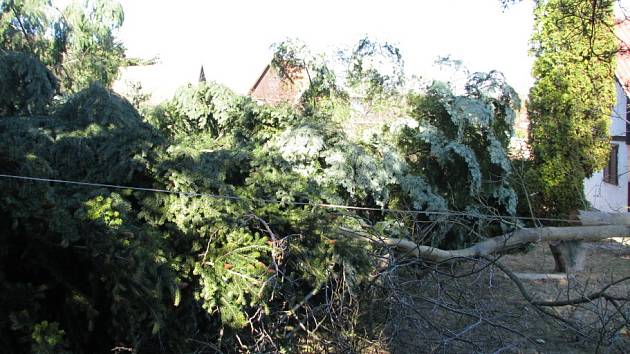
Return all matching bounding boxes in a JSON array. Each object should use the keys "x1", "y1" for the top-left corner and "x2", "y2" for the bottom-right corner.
[{"x1": 0, "y1": 173, "x2": 583, "y2": 224}]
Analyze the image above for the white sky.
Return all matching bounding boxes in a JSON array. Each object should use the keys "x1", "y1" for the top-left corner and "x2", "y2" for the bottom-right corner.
[
  {"x1": 50, "y1": 0, "x2": 630, "y2": 99},
  {"x1": 62, "y1": 0, "x2": 630, "y2": 101},
  {"x1": 111, "y1": 0, "x2": 536, "y2": 97}
]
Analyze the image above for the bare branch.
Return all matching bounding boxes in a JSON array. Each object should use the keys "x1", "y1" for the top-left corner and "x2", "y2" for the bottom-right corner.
[{"x1": 340, "y1": 224, "x2": 630, "y2": 262}]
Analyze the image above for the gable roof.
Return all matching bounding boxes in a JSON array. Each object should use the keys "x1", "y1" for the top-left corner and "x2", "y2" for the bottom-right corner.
[
  {"x1": 249, "y1": 63, "x2": 301, "y2": 94},
  {"x1": 248, "y1": 62, "x2": 309, "y2": 105},
  {"x1": 249, "y1": 64, "x2": 272, "y2": 95},
  {"x1": 616, "y1": 19, "x2": 630, "y2": 96}
]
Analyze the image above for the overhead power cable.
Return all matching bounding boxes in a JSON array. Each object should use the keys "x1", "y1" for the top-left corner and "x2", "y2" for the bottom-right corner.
[{"x1": 0, "y1": 174, "x2": 583, "y2": 224}]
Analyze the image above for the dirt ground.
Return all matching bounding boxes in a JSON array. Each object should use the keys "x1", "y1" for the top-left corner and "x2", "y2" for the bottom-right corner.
[
  {"x1": 363, "y1": 240, "x2": 630, "y2": 354},
  {"x1": 496, "y1": 240, "x2": 630, "y2": 353}
]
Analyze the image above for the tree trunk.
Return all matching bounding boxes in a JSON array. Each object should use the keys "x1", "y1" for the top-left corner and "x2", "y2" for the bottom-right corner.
[
  {"x1": 578, "y1": 210, "x2": 630, "y2": 245},
  {"x1": 549, "y1": 240, "x2": 586, "y2": 273},
  {"x1": 545, "y1": 210, "x2": 630, "y2": 272},
  {"x1": 578, "y1": 210, "x2": 630, "y2": 226}
]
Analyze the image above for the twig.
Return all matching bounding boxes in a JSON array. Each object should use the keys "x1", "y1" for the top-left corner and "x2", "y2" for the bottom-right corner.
[{"x1": 481, "y1": 255, "x2": 592, "y2": 339}]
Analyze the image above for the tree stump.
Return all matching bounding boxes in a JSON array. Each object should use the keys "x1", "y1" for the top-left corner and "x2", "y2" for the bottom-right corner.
[{"x1": 549, "y1": 240, "x2": 586, "y2": 273}]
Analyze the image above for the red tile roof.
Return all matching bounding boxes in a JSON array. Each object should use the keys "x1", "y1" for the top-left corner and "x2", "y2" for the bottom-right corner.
[{"x1": 616, "y1": 20, "x2": 630, "y2": 96}]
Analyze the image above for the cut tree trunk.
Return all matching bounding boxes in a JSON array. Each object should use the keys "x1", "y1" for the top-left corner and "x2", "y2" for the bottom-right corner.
[
  {"x1": 546, "y1": 211, "x2": 630, "y2": 272},
  {"x1": 549, "y1": 240, "x2": 586, "y2": 273},
  {"x1": 544, "y1": 210, "x2": 630, "y2": 272},
  {"x1": 578, "y1": 210, "x2": 630, "y2": 226},
  {"x1": 578, "y1": 210, "x2": 630, "y2": 245}
]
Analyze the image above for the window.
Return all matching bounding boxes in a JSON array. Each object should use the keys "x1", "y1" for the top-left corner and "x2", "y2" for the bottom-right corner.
[{"x1": 603, "y1": 144, "x2": 619, "y2": 185}]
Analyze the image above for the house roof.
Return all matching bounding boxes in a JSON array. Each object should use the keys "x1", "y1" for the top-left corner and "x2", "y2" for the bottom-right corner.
[
  {"x1": 249, "y1": 63, "x2": 301, "y2": 95},
  {"x1": 249, "y1": 64, "x2": 272, "y2": 95},
  {"x1": 616, "y1": 19, "x2": 630, "y2": 96},
  {"x1": 248, "y1": 62, "x2": 310, "y2": 105}
]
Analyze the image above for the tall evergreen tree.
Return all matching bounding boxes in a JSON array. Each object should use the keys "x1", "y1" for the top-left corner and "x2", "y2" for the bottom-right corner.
[
  {"x1": 59, "y1": 0, "x2": 125, "y2": 92},
  {"x1": 527, "y1": 0, "x2": 617, "y2": 217},
  {"x1": 0, "y1": 0, "x2": 126, "y2": 94}
]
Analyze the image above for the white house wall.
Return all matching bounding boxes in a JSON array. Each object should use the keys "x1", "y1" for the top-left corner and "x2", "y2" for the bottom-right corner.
[
  {"x1": 583, "y1": 80, "x2": 629, "y2": 212},
  {"x1": 610, "y1": 80, "x2": 627, "y2": 136},
  {"x1": 584, "y1": 141, "x2": 628, "y2": 212}
]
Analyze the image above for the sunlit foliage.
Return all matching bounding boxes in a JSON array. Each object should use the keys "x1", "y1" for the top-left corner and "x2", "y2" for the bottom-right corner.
[
  {"x1": 527, "y1": 0, "x2": 617, "y2": 216},
  {"x1": 0, "y1": 5, "x2": 528, "y2": 351}
]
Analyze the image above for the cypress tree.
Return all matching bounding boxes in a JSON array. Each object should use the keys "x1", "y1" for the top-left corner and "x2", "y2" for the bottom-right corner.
[{"x1": 527, "y1": 0, "x2": 617, "y2": 217}]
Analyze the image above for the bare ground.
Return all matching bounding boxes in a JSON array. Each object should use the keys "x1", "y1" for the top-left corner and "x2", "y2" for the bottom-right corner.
[{"x1": 360, "y1": 240, "x2": 630, "y2": 354}]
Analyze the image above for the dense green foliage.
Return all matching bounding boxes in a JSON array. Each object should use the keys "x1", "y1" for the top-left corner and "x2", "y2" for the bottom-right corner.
[
  {"x1": 401, "y1": 71, "x2": 520, "y2": 244},
  {"x1": 0, "y1": 65, "x2": 520, "y2": 352},
  {"x1": 527, "y1": 0, "x2": 617, "y2": 216},
  {"x1": 1, "y1": 0, "x2": 126, "y2": 93},
  {"x1": 59, "y1": 0, "x2": 125, "y2": 91},
  {"x1": 1, "y1": 0, "x2": 59, "y2": 66},
  {"x1": 0, "y1": 2, "x2": 527, "y2": 349},
  {"x1": 0, "y1": 51, "x2": 57, "y2": 116}
]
